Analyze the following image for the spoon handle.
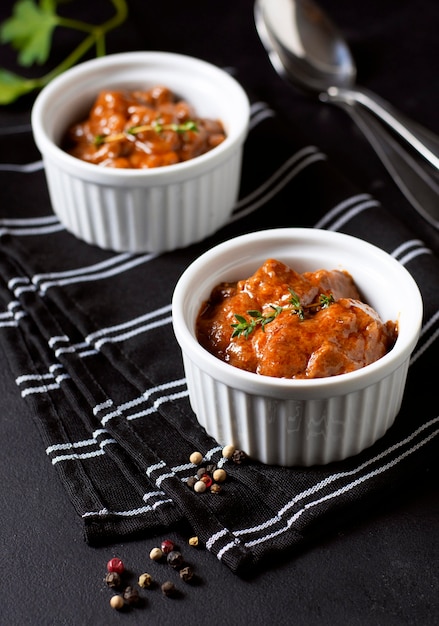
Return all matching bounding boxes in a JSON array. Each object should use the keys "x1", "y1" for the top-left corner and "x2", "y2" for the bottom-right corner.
[
  {"x1": 323, "y1": 86, "x2": 439, "y2": 170},
  {"x1": 338, "y1": 102, "x2": 439, "y2": 229}
]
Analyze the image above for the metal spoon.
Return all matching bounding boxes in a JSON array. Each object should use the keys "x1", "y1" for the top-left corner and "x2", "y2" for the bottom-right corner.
[
  {"x1": 254, "y1": 0, "x2": 439, "y2": 228},
  {"x1": 254, "y1": 0, "x2": 439, "y2": 169}
]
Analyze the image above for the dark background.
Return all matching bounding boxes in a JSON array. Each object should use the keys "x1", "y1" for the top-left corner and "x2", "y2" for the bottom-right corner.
[{"x1": 1, "y1": 1, "x2": 438, "y2": 624}]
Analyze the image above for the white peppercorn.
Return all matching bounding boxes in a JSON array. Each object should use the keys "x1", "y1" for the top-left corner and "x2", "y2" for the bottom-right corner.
[
  {"x1": 222, "y1": 445, "x2": 235, "y2": 459},
  {"x1": 213, "y1": 468, "x2": 227, "y2": 483},
  {"x1": 194, "y1": 480, "x2": 207, "y2": 493},
  {"x1": 189, "y1": 451, "x2": 203, "y2": 465},
  {"x1": 149, "y1": 547, "x2": 163, "y2": 561},
  {"x1": 110, "y1": 595, "x2": 124, "y2": 610}
]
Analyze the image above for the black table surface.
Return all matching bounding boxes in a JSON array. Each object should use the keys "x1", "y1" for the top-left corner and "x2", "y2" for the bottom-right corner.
[{"x1": 1, "y1": 1, "x2": 438, "y2": 624}]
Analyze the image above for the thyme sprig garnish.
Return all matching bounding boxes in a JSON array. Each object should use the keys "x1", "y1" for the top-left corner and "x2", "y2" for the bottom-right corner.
[
  {"x1": 231, "y1": 305, "x2": 283, "y2": 339},
  {"x1": 231, "y1": 290, "x2": 335, "y2": 339},
  {"x1": 94, "y1": 120, "x2": 198, "y2": 146},
  {"x1": 288, "y1": 288, "x2": 335, "y2": 321}
]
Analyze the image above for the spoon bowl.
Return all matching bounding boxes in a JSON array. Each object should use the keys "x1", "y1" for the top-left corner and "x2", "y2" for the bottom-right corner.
[
  {"x1": 255, "y1": 0, "x2": 439, "y2": 227},
  {"x1": 256, "y1": 0, "x2": 355, "y2": 92}
]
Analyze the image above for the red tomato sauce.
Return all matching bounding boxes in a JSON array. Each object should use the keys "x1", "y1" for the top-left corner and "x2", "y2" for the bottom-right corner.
[
  {"x1": 196, "y1": 259, "x2": 397, "y2": 379},
  {"x1": 62, "y1": 85, "x2": 226, "y2": 169}
]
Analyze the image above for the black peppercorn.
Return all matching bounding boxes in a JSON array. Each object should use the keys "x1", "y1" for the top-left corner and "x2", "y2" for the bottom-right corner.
[
  {"x1": 161, "y1": 580, "x2": 176, "y2": 597},
  {"x1": 179, "y1": 566, "x2": 194, "y2": 582},
  {"x1": 206, "y1": 463, "x2": 217, "y2": 474},
  {"x1": 104, "y1": 571, "x2": 122, "y2": 589},
  {"x1": 196, "y1": 466, "x2": 207, "y2": 479},
  {"x1": 123, "y1": 586, "x2": 139, "y2": 606},
  {"x1": 167, "y1": 550, "x2": 184, "y2": 569},
  {"x1": 186, "y1": 476, "x2": 197, "y2": 488},
  {"x1": 231, "y1": 449, "x2": 248, "y2": 464}
]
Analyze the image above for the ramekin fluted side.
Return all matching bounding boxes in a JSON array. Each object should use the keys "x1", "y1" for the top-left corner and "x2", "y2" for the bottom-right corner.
[
  {"x1": 182, "y1": 353, "x2": 409, "y2": 466},
  {"x1": 42, "y1": 148, "x2": 242, "y2": 252}
]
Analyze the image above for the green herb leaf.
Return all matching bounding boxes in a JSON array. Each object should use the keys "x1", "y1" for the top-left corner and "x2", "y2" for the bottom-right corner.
[
  {"x1": 231, "y1": 289, "x2": 336, "y2": 339},
  {"x1": 174, "y1": 120, "x2": 198, "y2": 133},
  {"x1": 0, "y1": 0, "x2": 59, "y2": 66},
  {"x1": 231, "y1": 305, "x2": 283, "y2": 339},
  {"x1": 95, "y1": 120, "x2": 199, "y2": 145},
  {"x1": 0, "y1": 68, "x2": 36, "y2": 104},
  {"x1": 319, "y1": 293, "x2": 335, "y2": 308},
  {"x1": 0, "y1": 0, "x2": 128, "y2": 104},
  {"x1": 288, "y1": 288, "x2": 304, "y2": 320}
]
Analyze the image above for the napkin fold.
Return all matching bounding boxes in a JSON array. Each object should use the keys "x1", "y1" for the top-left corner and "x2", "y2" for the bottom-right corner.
[{"x1": 0, "y1": 86, "x2": 438, "y2": 574}]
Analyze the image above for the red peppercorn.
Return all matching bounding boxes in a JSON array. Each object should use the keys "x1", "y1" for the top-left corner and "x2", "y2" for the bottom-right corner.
[
  {"x1": 161, "y1": 539, "x2": 175, "y2": 554},
  {"x1": 200, "y1": 473, "x2": 213, "y2": 488},
  {"x1": 107, "y1": 557, "x2": 125, "y2": 574}
]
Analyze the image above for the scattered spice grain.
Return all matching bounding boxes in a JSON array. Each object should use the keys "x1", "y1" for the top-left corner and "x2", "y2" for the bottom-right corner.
[
  {"x1": 110, "y1": 595, "x2": 125, "y2": 610},
  {"x1": 161, "y1": 539, "x2": 175, "y2": 554},
  {"x1": 167, "y1": 550, "x2": 184, "y2": 569},
  {"x1": 189, "y1": 451, "x2": 203, "y2": 465},
  {"x1": 123, "y1": 586, "x2": 139, "y2": 606},
  {"x1": 149, "y1": 547, "x2": 163, "y2": 561},
  {"x1": 179, "y1": 566, "x2": 194, "y2": 582},
  {"x1": 104, "y1": 571, "x2": 122, "y2": 589},
  {"x1": 161, "y1": 580, "x2": 177, "y2": 597},
  {"x1": 212, "y1": 468, "x2": 227, "y2": 483},
  {"x1": 231, "y1": 449, "x2": 248, "y2": 464},
  {"x1": 138, "y1": 572, "x2": 153, "y2": 588},
  {"x1": 107, "y1": 557, "x2": 125, "y2": 574},
  {"x1": 194, "y1": 480, "x2": 207, "y2": 493}
]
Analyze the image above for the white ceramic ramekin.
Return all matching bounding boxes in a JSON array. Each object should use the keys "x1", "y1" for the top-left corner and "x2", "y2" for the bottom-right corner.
[
  {"x1": 172, "y1": 228, "x2": 423, "y2": 466},
  {"x1": 31, "y1": 51, "x2": 250, "y2": 253}
]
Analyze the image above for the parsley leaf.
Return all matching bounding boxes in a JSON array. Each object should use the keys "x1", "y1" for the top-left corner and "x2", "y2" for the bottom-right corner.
[
  {"x1": 0, "y1": 68, "x2": 36, "y2": 104},
  {"x1": 0, "y1": 0, "x2": 59, "y2": 66}
]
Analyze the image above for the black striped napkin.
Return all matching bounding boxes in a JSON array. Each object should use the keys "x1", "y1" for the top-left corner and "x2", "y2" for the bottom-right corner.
[{"x1": 0, "y1": 89, "x2": 437, "y2": 574}]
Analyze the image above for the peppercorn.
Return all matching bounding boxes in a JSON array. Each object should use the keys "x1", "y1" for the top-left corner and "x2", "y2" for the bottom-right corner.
[
  {"x1": 193, "y1": 480, "x2": 207, "y2": 493},
  {"x1": 222, "y1": 444, "x2": 235, "y2": 459},
  {"x1": 167, "y1": 550, "x2": 184, "y2": 569},
  {"x1": 107, "y1": 557, "x2": 125, "y2": 574},
  {"x1": 188, "y1": 536, "x2": 199, "y2": 547},
  {"x1": 213, "y1": 468, "x2": 227, "y2": 483},
  {"x1": 210, "y1": 483, "x2": 222, "y2": 494},
  {"x1": 123, "y1": 586, "x2": 139, "y2": 606},
  {"x1": 161, "y1": 580, "x2": 176, "y2": 597},
  {"x1": 161, "y1": 539, "x2": 175, "y2": 554},
  {"x1": 187, "y1": 476, "x2": 197, "y2": 488},
  {"x1": 206, "y1": 463, "x2": 217, "y2": 474},
  {"x1": 231, "y1": 449, "x2": 248, "y2": 464},
  {"x1": 189, "y1": 451, "x2": 203, "y2": 465},
  {"x1": 110, "y1": 595, "x2": 125, "y2": 610},
  {"x1": 200, "y1": 473, "x2": 213, "y2": 488},
  {"x1": 104, "y1": 571, "x2": 122, "y2": 589},
  {"x1": 149, "y1": 547, "x2": 163, "y2": 561},
  {"x1": 138, "y1": 572, "x2": 153, "y2": 589},
  {"x1": 179, "y1": 566, "x2": 194, "y2": 582},
  {"x1": 196, "y1": 466, "x2": 207, "y2": 479}
]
